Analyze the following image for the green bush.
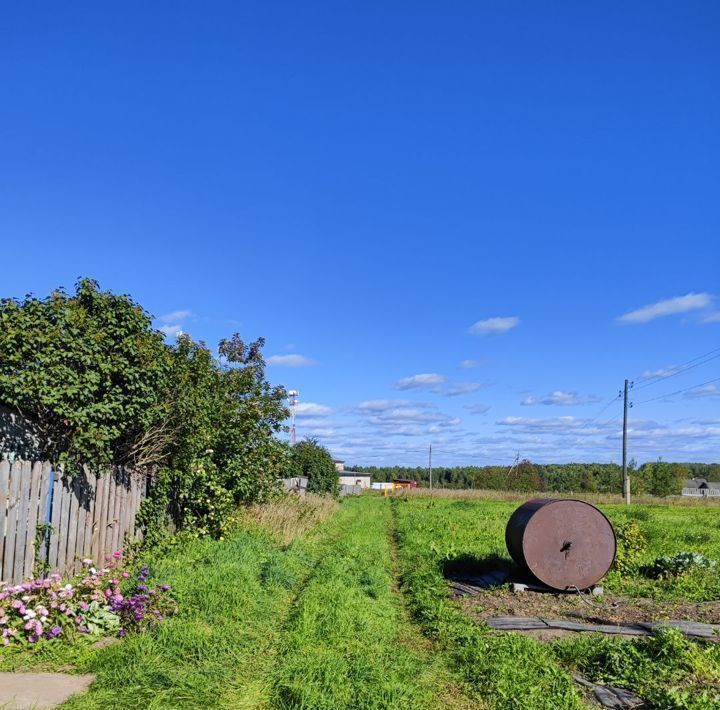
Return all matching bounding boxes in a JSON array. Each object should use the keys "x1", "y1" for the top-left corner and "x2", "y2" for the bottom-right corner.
[
  {"x1": 648, "y1": 552, "x2": 717, "y2": 579},
  {"x1": 290, "y1": 438, "x2": 338, "y2": 495},
  {"x1": 613, "y1": 519, "x2": 647, "y2": 575}
]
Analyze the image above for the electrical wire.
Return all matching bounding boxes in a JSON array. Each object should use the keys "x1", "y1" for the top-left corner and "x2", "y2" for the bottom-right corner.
[
  {"x1": 633, "y1": 346, "x2": 720, "y2": 391},
  {"x1": 635, "y1": 375, "x2": 720, "y2": 405}
]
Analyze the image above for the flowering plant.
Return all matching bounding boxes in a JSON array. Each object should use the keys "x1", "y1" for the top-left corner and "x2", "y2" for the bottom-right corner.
[{"x1": 0, "y1": 552, "x2": 176, "y2": 647}]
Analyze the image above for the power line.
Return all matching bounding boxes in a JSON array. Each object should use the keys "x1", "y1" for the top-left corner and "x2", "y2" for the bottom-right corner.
[
  {"x1": 633, "y1": 346, "x2": 720, "y2": 391},
  {"x1": 635, "y1": 375, "x2": 720, "y2": 405},
  {"x1": 576, "y1": 393, "x2": 623, "y2": 431}
]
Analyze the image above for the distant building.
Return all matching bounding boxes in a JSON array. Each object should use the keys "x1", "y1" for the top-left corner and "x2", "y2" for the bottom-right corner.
[
  {"x1": 371, "y1": 482, "x2": 393, "y2": 491},
  {"x1": 334, "y1": 459, "x2": 345, "y2": 472},
  {"x1": 392, "y1": 478, "x2": 417, "y2": 490},
  {"x1": 338, "y1": 471, "x2": 371, "y2": 489},
  {"x1": 682, "y1": 478, "x2": 720, "y2": 497}
]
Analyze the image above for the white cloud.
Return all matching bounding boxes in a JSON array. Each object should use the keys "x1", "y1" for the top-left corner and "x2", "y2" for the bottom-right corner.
[
  {"x1": 685, "y1": 385, "x2": 720, "y2": 399},
  {"x1": 618, "y1": 293, "x2": 712, "y2": 324},
  {"x1": 160, "y1": 324, "x2": 183, "y2": 339},
  {"x1": 394, "y1": 373, "x2": 447, "y2": 390},
  {"x1": 295, "y1": 402, "x2": 333, "y2": 416},
  {"x1": 159, "y1": 309, "x2": 191, "y2": 323},
  {"x1": 464, "y1": 403, "x2": 490, "y2": 415},
  {"x1": 641, "y1": 367, "x2": 678, "y2": 379},
  {"x1": 459, "y1": 359, "x2": 482, "y2": 369},
  {"x1": 498, "y1": 416, "x2": 590, "y2": 431},
  {"x1": 267, "y1": 354, "x2": 317, "y2": 367},
  {"x1": 702, "y1": 312, "x2": 720, "y2": 323},
  {"x1": 445, "y1": 382, "x2": 483, "y2": 397},
  {"x1": 521, "y1": 391, "x2": 601, "y2": 406},
  {"x1": 356, "y1": 399, "x2": 414, "y2": 412},
  {"x1": 468, "y1": 316, "x2": 519, "y2": 335}
]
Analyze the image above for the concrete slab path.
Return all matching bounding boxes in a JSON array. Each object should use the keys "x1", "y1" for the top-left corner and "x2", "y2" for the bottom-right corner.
[{"x1": 0, "y1": 672, "x2": 95, "y2": 709}]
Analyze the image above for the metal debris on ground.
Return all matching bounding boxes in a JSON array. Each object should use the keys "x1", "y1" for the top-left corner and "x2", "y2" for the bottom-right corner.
[
  {"x1": 572, "y1": 673, "x2": 646, "y2": 709},
  {"x1": 485, "y1": 616, "x2": 720, "y2": 640}
]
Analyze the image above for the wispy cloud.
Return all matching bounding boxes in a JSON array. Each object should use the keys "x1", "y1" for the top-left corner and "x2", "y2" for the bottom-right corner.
[
  {"x1": 702, "y1": 312, "x2": 720, "y2": 323},
  {"x1": 468, "y1": 316, "x2": 519, "y2": 335},
  {"x1": 445, "y1": 382, "x2": 483, "y2": 397},
  {"x1": 685, "y1": 384, "x2": 720, "y2": 399},
  {"x1": 356, "y1": 399, "x2": 415, "y2": 412},
  {"x1": 642, "y1": 367, "x2": 678, "y2": 379},
  {"x1": 464, "y1": 403, "x2": 490, "y2": 415},
  {"x1": 267, "y1": 354, "x2": 317, "y2": 367},
  {"x1": 295, "y1": 402, "x2": 333, "y2": 416},
  {"x1": 160, "y1": 324, "x2": 184, "y2": 339},
  {"x1": 394, "y1": 373, "x2": 447, "y2": 390},
  {"x1": 159, "y1": 309, "x2": 192, "y2": 323},
  {"x1": 459, "y1": 359, "x2": 482, "y2": 369},
  {"x1": 521, "y1": 391, "x2": 601, "y2": 406},
  {"x1": 618, "y1": 293, "x2": 712, "y2": 324}
]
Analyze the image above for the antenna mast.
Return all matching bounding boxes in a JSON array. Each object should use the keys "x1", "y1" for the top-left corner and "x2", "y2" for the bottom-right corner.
[{"x1": 288, "y1": 390, "x2": 299, "y2": 445}]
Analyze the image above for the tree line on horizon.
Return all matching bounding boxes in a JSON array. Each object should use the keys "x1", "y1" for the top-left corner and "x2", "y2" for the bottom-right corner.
[{"x1": 351, "y1": 461, "x2": 720, "y2": 497}]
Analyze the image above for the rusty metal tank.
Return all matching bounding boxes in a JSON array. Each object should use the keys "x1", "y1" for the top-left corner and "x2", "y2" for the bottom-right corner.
[{"x1": 505, "y1": 498, "x2": 616, "y2": 590}]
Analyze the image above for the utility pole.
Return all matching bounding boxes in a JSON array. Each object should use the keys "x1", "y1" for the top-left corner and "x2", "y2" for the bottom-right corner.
[
  {"x1": 428, "y1": 444, "x2": 433, "y2": 490},
  {"x1": 622, "y1": 378, "x2": 630, "y2": 505}
]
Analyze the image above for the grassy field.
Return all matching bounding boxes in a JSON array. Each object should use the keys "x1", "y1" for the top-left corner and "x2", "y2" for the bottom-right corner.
[
  {"x1": 2, "y1": 493, "x2": 719, "y2": 708},
  {"x1": 391, "y1": 494, "x2": 720, "y2": 708}
]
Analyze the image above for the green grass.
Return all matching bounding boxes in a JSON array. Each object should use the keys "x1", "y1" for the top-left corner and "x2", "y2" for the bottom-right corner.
[
  {"x1": 270, "y1": 497, "x2": 466, "y2": 709},
  {"x1": 3, "y1": 494, "x2": 719, "y2": 708},
  {"x1": 391, "y1": 497, "x2": 584, "y2": 709},
  {"x1": 1, "y1": 496, "x2": 471, "y2": 709},
  {"x1": 391, "y1": 495, "x2": 720, "y2": 709}
]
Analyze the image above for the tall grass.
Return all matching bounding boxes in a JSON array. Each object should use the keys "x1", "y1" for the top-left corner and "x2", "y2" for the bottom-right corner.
[{"x1": 242, "y1": 492, "x2": 340, "y2": 545}]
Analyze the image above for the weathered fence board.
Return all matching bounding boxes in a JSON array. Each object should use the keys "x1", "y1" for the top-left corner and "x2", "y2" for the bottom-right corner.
[
  {"x1": 2, "y1": 463, "x2": 21, "y2": 580},
  {"x1": 0, "y1": 461, "x2": 148, "y2": 585},
  {"x1": 0, "y1": 460, "x2": 9, "y2": 573}
]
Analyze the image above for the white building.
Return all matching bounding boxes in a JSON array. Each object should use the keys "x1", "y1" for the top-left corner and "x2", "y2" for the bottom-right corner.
[{"x1": 338, "y1": 471, "x2": 371, "y2": 489}]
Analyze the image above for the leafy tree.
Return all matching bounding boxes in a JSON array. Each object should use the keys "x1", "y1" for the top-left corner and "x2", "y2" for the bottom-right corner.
[
  {"x1": 0, "y1": 278, "x2": 169, "y2": 470},
  {"x1": 0, "y1": 278, "x2": 290, "y2": 542},
  {"x1": 139, "y1": 333, "x2": 289, "y2": 540},
  {"x1": 290, "y1": 438, "x2": 338, "y2": 495},
  {"x1": 641, "y1": 460, "x2": 685, "y2": 497}
]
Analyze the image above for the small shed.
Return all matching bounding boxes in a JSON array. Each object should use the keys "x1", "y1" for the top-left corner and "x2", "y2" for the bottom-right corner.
[{"x1": 338, "y1": 471, "x2": 371, "y2": 490}]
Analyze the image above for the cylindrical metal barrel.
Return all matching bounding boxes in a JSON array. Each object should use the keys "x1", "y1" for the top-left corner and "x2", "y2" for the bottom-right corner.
[{"x1": 505, "y1": 498, "x2": 616, "y2": 590}]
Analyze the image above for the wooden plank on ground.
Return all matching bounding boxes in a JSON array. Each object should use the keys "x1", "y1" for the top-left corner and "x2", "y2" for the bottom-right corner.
[
  {"x1": 47, "y1": 468, "x2": 63, "y2": 570},
  {"x1": 23, "y1": 461, "x2": 44, "y2": 579},
  {"x1": 0, "y1": 460, "x2": 10, "y2": 580},
  {"x1": 13, "y1": 461, "x2": 32, "y2": 582}
]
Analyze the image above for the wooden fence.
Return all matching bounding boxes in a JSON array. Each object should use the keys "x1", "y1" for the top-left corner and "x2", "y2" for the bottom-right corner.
[{"x1": 0, "y1": 460, "x2": 147, "y2": 586}]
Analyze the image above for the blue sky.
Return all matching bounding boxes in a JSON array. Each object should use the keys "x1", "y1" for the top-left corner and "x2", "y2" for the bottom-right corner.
[{"x1": 1, "y1": 2, "x2": 719, "y2": 466}]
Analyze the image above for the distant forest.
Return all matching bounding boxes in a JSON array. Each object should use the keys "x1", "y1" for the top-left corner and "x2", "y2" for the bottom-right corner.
[{"x1": 351, "y1": 461, "x2": 720, "y2": 497}]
